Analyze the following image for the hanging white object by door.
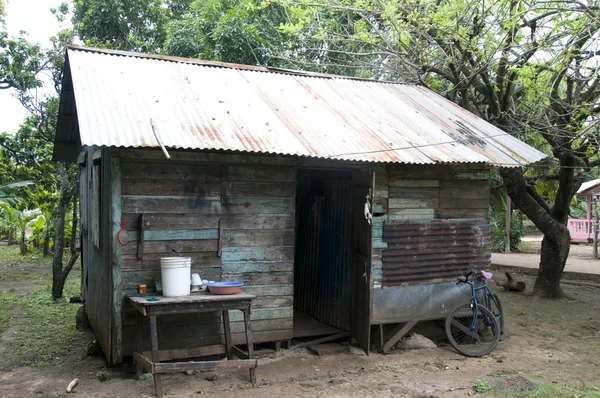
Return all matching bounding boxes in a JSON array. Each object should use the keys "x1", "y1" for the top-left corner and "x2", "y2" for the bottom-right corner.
[{"x1": 364, "y1": 194, "x2": 373, "y2": 225}]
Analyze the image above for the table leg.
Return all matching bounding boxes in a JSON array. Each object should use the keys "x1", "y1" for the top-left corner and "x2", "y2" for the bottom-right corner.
[
  {"x1": 135, "y1": 312, "x2": 143, "y2": 379},
  {"x1": 150, "y1": 315, "x2": 163, "y2": 398},
  {"x1": 222, "y1": 310, "x2": 233, "y2": 360},
  {"x1": 243, "y1": 308, "x2": 256, "y2": 384}
]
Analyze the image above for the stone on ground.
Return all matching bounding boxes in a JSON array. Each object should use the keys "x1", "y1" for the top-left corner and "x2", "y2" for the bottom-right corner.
[
  {"x1": 307, "y1": 343, "x2": 348, "y2": 356},
  {"x1": 490, "y1": 375, "x2": 537, "y2": 392},
  {"x1": 396, "y1": 333, "x2": 437, "y2": 350}
]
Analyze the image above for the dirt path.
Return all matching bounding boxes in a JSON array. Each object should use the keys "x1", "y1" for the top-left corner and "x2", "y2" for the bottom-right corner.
[{"x1": 1, "y1": 269, "x2": 599, "y2": 397}]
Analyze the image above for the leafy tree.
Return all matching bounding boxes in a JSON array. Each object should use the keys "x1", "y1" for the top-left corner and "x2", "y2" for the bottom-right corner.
[
  {"x1": 0, "y1": 180, "x2": 33, "y2": 206},
  {"x1": 276, "y1": 0, "x2": 600, "y2": 298},
  {"x1": 72, "y1": 0, "x2": 192, "y2": 52},
  {"x1": 0, "y1": 31, "x2": 44, "y2": 91},
  {"x1": 164, "y1": 0, "x2": 287, "y2": 64}
]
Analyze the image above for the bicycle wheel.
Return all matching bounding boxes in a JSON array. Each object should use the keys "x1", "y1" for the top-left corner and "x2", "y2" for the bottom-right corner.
[
  {"x1": 445, "y1": 303, "x2": 500, "y2": 357},
  {"x1": 487, "y1": 293, "x2": 504, "y2": 340}
]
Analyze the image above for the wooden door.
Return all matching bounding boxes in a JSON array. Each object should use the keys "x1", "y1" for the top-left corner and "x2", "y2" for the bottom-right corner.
[{"x1": 351, "y1": 171, "x2": 373, "y2": 355}]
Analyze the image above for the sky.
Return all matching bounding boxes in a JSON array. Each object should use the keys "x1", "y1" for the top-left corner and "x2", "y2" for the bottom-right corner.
[{"x1": 1, "y1": 0, "x2": 69, "y2": 133}]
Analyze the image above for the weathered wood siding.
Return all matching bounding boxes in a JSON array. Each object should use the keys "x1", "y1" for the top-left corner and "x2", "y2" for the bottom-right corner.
[
  {"x1": 81, "y1": 148, "x2": 117, "y2": 364},
  {"x1": 371, "y1": 164, "x2": 490, "y2": 289},
  {"x1": 116, "y1": 150, "x2": 295, "y2": 357}
]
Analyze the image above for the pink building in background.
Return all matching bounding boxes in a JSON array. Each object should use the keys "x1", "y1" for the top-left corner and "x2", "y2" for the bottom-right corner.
[{"x1": 569, "y1": 179, "x2": 600, "y2": 242}]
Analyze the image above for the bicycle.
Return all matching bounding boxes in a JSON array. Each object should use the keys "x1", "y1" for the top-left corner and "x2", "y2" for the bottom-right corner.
[{"x1": 445, "y1": 270, "x2": 504, "y2": 357}]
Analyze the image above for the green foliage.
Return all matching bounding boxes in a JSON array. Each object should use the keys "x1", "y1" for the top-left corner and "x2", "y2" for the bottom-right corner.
[
  {"x1": 72, "y1": 0, "x2": 184, "y2": 52},
  {"x1": 0, "y1": 181, "x2": 32, "y2": 206},
  {"x1": 473, "y1": 379, "x2": 494, "y2": 393},
  {"x1": 0, "y1": 30, "x2": 43, "y2": 91},
  {"x1": 491, "y1": 209, "x2": 527, "y2": 252},
  {"x1": 164, "y1": 0, "x2": 287, "y2": 65}
]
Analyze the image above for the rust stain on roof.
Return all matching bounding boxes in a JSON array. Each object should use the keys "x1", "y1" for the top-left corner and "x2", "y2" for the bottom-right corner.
[{"x1": 55, "y1": 46, "x2": 547, "y2": 166}]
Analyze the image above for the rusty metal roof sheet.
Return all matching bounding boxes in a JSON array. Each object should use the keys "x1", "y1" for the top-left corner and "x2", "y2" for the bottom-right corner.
[{"x1": 54, "y1": 46, "x2": 547, "y2": 165}]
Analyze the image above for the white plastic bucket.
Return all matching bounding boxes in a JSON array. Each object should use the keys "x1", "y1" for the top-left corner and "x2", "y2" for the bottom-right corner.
[{"x1": 160, "y1": 257, "x2": 191, "y2": 297}]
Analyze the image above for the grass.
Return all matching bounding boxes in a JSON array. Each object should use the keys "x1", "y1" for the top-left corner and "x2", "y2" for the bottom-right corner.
[
  {"x1": 0, "y1": 244, "x2": 53, "y2": 266},
  {"x1": 1, "y1": 272, "x2": 84, "y2": 367},
  {"x1": 473, "y1": 379, "x2": 494, "y2": 393},
  {"x1": 511, "y1": 382, "x2": 600, "y2": 398},
  {"x1": 474, "y1": 380, "x2": 600, "y2": 397},
  {"x1": 0, "y1": 290, "x2": 19, "y2": 333}
]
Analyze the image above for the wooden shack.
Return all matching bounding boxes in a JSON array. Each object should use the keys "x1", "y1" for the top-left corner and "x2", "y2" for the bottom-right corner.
[{"x1": 53, "y1": 46, "x2": 546, "y2": 365}]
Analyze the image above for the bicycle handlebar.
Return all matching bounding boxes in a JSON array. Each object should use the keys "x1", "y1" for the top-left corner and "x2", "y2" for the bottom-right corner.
[{"x1": 457, "y1": 271, "x2": 474, "y2": 283}]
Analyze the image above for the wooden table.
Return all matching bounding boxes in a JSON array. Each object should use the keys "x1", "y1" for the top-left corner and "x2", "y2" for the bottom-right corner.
[{"x1": 128, "y1": 292, "x2": 257, "y2": 397}]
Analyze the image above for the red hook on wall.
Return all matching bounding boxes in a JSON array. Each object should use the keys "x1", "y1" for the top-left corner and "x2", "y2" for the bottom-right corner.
[{"x1": 116, "y1": 216, "x2": 129, "y2": 246}]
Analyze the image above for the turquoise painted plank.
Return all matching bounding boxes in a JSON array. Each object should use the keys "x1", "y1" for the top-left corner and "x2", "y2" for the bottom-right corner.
[
  {"x1": 221, "y1": 246, "x2": 294, "y2": 262},
  {"x1": 372, "y1": 238, "x2": 388, "y2": 249},
  {"x1": 372, "y1": 227, "x2": 383, "y2": 239},
  {"x1": 388, "y1": 209, "x2": 435, "y2": 220},
  {"x1": 371, "y1": 269, "x2": 383, "y2": 280},
  {"x1": 373, "y1": 215, "x2": 388, "y2": 227},
  {"x1": 229, "y1": 307, "x2": 293, "y2": 322},
  {"x1": 221, "y1": 262, "x2": 293, "y2": 274},
  {"x1": 242, "y1": 284, "x2": 293, "y2": 296},
  {"x1": 128, "y1": 229, "x2": 218, "y2": 241},
  {"x1": 371, "y1": 259, "x2": 383, "y2": 268},
  {"x1": 388, "y1": 198, "x2": 438, "y2": 209},
  {"x1": 373, "y1": 204, "x2": 385, "y2": 213}
]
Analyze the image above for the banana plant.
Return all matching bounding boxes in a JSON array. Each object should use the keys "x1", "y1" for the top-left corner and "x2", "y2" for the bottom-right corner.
[
  {"x1": 0, "y1": 181, "x2": 33, "y2": 206},
  {"x1": 0, "y1": 206, "x2": 42, "y2": 254}
]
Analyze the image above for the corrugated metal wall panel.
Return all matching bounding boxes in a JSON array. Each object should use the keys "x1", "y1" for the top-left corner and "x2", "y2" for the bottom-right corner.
[
  {"x1": 316, "y1": 181, "x2": 351, "y2": 330},
  {"x1": 382, "y1": 220, "x2": 490, "y2": 286}
]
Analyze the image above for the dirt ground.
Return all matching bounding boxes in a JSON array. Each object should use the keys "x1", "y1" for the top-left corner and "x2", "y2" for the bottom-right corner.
[{"x1": 1, "y1": 261, "x2": 600, "y2": 398}]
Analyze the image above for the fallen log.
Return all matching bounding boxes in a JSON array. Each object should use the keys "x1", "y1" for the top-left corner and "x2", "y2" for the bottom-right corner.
[{"x1": 500, "y1": 272, "x2": 526, "y2": 292}]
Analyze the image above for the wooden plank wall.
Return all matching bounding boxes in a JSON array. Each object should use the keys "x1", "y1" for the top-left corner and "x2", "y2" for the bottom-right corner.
[
  {"x1": 371, "y1": 164, "x2": 490, "y2": 290},
  {"x1": 117, "y1": 151, "x2": 295, "y2": 356},
  {"x1": 82, "y1": 147, "x2": 115, "y2": 363}
]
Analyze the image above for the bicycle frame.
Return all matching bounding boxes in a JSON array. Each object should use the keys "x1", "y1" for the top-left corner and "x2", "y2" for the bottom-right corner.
[{"x1": 459, "y1": 275, "x2": 496, "y2": 331}]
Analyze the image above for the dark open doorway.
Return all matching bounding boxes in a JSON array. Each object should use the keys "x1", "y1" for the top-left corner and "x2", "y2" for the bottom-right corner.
[
  {"x1": 293, "y1": 168, "x2": 373, "y2": 354},
  {"x1": 294, "y1": 169, "x2": 353, "y2": 336}
]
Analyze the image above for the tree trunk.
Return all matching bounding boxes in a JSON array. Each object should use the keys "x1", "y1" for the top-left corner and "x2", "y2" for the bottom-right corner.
[
  {"x1": 52, "y1": 166, "x2": 76, "y2": 299},
  {"x1": 499, "y1": 165, "x2": 577, "y2": 298},
  {"x1": 535, "y1": 232, "x2": 570, "y2": 298},
  {"x1": 20, "y1": 230, "x2": 27, "y2": 254},
  {"x1": 43, "y1": 236, "x2": 50, "y2": 256}
]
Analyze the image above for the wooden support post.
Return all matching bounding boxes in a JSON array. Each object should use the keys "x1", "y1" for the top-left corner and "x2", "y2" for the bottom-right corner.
[
  {"x1": 243, "y1": 308, "x2": 256, "y2": 384},
  {"x1": 382, "y1": 320, "x2": 418, "y2": 354},
  {"x1": 149, "y1": 316, "x2": 163, "y2": 398},
  {"x1": 274, "y1": 341, "x2": 281, "y2": 352},
  {"x1": 505, "y1": 193, "x2": 511, "y2": 253},
  {"x1": 135, "y1": 312, "x2": 144, "y2": 379},
  {"x1": 594, "y1": 197, "x2": 599, "y2": 258},
  {"x1": 222, "y1": 310, "x2": 233, "y2": 360},
  {"x1": 217, "y1": 219, "x2": 223, "y2": 258},
  {"x1": 137, "y1": 213, "x2": 145, "y2": 259},
  {"x1": 373, "y1": 325, "x2": 384, "y2": 354}
]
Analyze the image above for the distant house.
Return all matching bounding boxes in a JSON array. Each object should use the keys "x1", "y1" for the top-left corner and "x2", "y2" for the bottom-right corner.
[
  {"x1": 53, "y1": 46, "x2": 545, "y2": 365},
  {"x1": 569, "y1": 179, "x2": 600, "y2": 242}
]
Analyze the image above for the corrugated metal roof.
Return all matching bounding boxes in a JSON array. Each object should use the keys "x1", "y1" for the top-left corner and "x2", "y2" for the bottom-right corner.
[{"x1": 55, "y1": 46, "x2": 547, "y2": 165}]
